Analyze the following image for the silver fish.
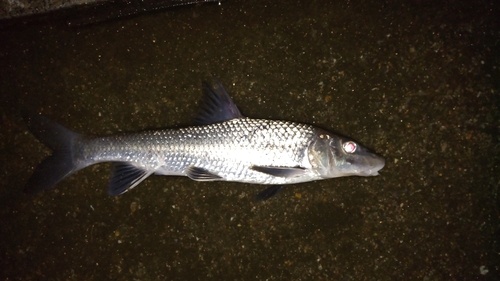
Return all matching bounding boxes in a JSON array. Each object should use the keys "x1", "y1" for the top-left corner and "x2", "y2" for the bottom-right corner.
[{"x1": 24, "y1": 80, "x2": 385, "y2": 200}]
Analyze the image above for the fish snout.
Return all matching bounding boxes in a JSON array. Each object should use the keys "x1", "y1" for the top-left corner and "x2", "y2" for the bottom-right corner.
[{"x1": 365, "y1": 154, "x2": 385, "y2": 176}]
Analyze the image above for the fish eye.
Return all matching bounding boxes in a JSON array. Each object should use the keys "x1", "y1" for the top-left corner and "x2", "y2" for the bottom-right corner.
[{"x1": 342, "y1": 141, "x2": 357, "y2": 153}]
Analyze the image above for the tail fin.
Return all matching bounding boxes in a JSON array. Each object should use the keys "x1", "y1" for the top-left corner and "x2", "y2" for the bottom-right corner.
[{"x1": 23, "y1": 113, "x2": 84, "y2": 194}]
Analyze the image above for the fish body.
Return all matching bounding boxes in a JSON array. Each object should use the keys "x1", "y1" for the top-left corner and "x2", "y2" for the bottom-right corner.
[
  {"x1": 24, "y1": 80, "x2": 385, "y2": 199},
  {"x1": 81, "y1": 118, "x2": 317, "y2": 184}
]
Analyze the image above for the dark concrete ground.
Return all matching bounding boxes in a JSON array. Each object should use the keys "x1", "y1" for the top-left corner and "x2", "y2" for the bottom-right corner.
[{"x1": 1, "y1": 0, "x2": 499, "y2": 280}]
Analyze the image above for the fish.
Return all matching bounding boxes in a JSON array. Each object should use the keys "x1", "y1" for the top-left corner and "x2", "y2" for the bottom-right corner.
[{"x1": 23, "y1": 79, "x2": 385, "y2": 200}]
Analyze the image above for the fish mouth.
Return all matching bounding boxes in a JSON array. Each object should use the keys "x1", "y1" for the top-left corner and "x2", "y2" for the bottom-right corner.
[{"x1": 360, "y1": 154, "x2": 385, "y2": 176}]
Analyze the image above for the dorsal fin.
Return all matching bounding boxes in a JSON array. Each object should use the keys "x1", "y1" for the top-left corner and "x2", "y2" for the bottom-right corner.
[{"x1": 194, "y1": 80, "x2": 243, "y2": 125}]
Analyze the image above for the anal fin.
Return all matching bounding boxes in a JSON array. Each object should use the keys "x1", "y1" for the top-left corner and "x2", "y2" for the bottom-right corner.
[{"x1": 108, "y1": 163, "x2": 153, "y2": 196}]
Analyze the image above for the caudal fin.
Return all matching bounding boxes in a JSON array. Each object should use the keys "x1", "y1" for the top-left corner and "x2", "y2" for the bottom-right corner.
[{"x1": 23, "y1": 113, "x2": 84, "y2": 194}]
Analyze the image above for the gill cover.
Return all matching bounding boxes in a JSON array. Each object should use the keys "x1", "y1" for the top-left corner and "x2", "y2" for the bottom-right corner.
[{"x1": 308, "y1": 132, "x2": 336, "y2": 177}]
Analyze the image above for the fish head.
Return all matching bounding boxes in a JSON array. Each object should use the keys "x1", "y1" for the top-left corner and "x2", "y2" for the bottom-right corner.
[{"x1": 308, "y1": 130, "x2": 385, "y2": 178}]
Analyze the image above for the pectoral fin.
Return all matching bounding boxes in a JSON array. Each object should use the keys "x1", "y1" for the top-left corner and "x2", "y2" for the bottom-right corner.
[
  {"x1": 185, "y1": 166, "x2": 222, "y2": 181},
  {"x1": 108, "y1": 163, "x2": 153, "y2": 196},
  {"x1": 250, "y1": 165, "x2": 307, "y2": 178}
]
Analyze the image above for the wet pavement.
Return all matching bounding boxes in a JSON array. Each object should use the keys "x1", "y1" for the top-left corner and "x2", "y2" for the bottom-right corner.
[{"x1": 1, "y1": 0, "x2": 499, "y2": 280}]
